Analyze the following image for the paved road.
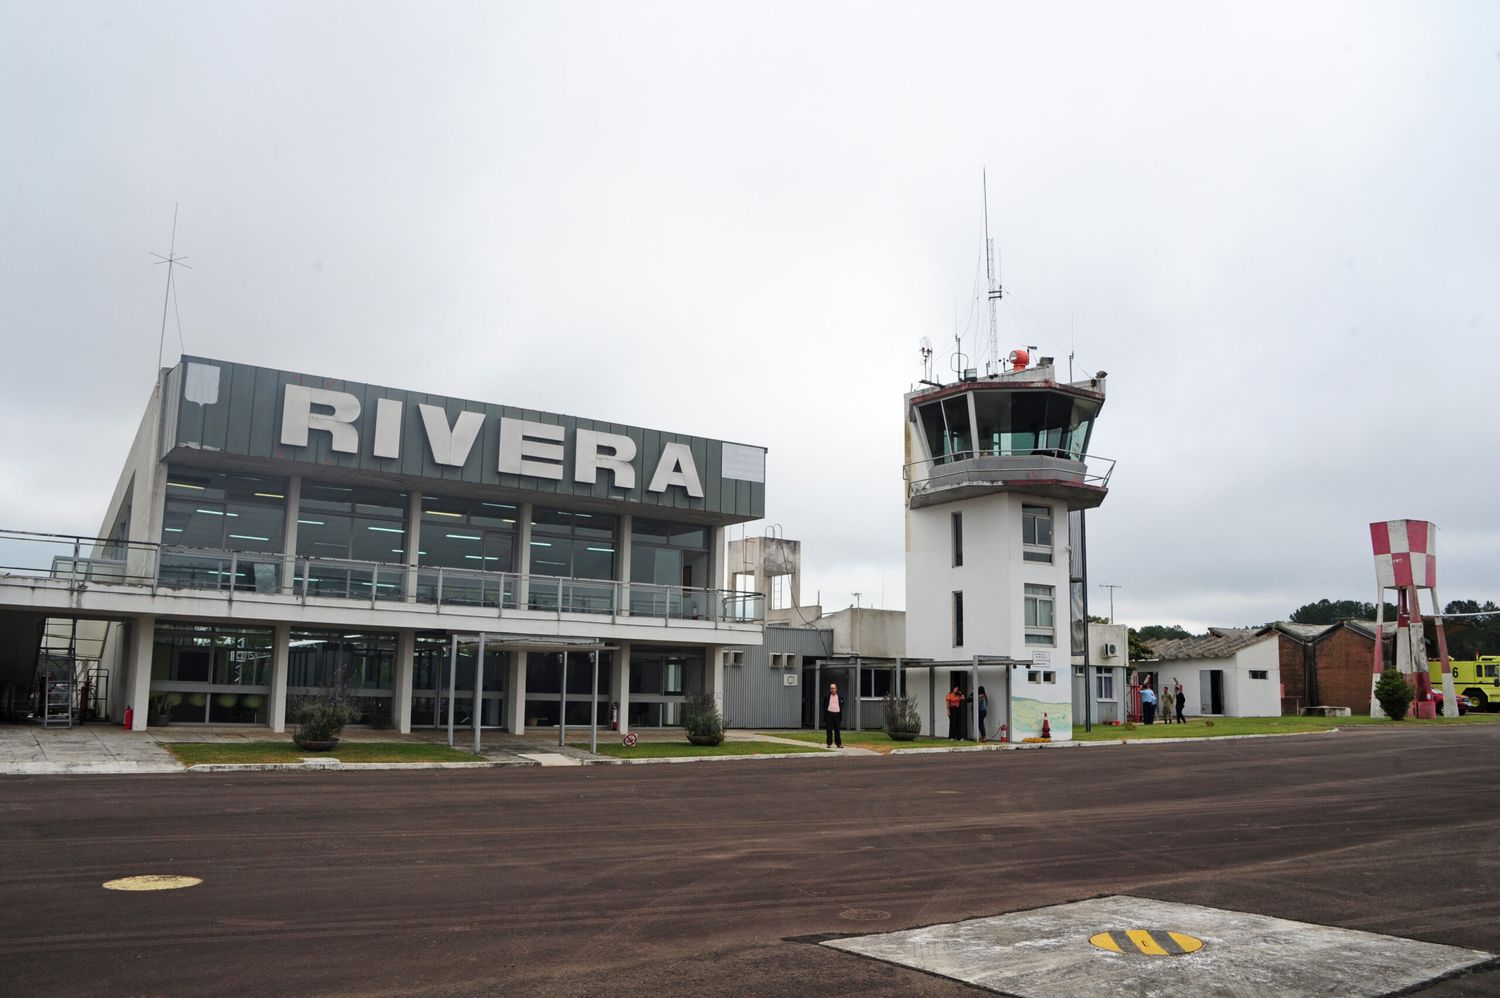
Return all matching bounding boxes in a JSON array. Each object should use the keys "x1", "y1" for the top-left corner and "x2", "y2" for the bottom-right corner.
[{"x1": 3, "y1": 725, "x2": 1498, "y2": 996}]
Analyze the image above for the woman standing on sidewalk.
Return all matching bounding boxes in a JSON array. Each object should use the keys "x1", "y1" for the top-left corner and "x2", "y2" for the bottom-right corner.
[{"x1": 824, "y1": 683, "x2": 843, "y2": 748}]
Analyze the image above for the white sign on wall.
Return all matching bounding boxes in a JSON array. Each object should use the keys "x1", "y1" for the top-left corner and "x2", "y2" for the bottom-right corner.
[
  {"x1": 783, "y1": 673, "x2": 798, "y2": 686},
  {"x1": 1031, "y1": 650, "x2": 1051, "y2": 666}
]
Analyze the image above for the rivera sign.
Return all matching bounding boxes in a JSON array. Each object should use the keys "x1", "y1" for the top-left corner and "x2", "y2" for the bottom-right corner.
[{"x1": 280, "y1": 385, "x2": 705, "y2": 497}]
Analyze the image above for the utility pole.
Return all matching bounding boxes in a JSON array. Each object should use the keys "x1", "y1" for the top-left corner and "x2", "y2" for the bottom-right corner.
[{"x1": 1098, "y1": 584, "x2": 1122, "y2": 623}]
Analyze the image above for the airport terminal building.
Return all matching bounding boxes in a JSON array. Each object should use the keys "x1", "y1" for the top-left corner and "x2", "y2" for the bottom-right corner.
[{"x1": 0, "y1": 357, "x2": 767, "y2": 734}]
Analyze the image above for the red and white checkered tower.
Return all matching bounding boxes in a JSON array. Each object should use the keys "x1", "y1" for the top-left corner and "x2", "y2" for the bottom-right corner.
[{"x1": 1369, "y1": 519, "x2": 1457, "y2": 717}]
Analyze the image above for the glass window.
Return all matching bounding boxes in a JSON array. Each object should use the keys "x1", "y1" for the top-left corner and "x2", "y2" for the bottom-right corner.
[
  {"x1": 160, "y1": 469, "x2": 287, "y2": 591},
  {"x1": 953, "y1": 591, "x2": 964, "y2": 647},
  {"x1": 1025, "y1": 583, "x2": 1055, "y2": 646},
  {"x1": 530, "y1": 508, "x2": 618, "y2": 613},
  {"x1": 1250, "y1": 670, "x2": 1269, "y2": 680},
  {"x1": 941, "y1": 395, "x2": 973, "y2": 459},
  {"x1": 1097, "y1": 672, "x2": 1116, "y2": 700},
  {"x1": 859, "y1": 670, "x2": 893, "y2": 698},
  {"x1": 630, "y1": 518, "x2": 710, "y2": 616},
  {"x1": 149, "y1": 622, "x2": 273, "y2": 724},
  {"x1": 951, "y1": 511, "x2": 963, "y2": 567},
  {"x1": 970, "y1": 390, "x2": 1101, "y2": 459}
]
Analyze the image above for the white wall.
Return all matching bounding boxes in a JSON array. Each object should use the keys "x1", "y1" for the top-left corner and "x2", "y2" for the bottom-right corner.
[
  {"x1": 904, "y1": 491, "x2": 1072, "y2": 665},
  {"x1": 1146, "y1": 637, "x2": 1281, "y2": 718}
]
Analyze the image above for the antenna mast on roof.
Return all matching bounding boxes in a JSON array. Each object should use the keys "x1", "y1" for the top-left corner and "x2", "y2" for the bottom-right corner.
[
  {"x1": 983, "y1": 169, "x2": 1003, "y2": 375},
  {"x1": 151, "y1": 202, "x2": 191, "y2": 377}
]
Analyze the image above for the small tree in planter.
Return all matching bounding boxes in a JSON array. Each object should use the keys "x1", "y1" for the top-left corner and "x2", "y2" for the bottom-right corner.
[
  {"x1": 682, "y1": 690, "x2": 725, "y2": 746},
  {"x1": 882, "y1": 692, "x2": 922, "y2": 741},
  {"x1": 1374, "y1": 668, "x2": 1415, "y2": 721},
  {"x1": 291, "y1": 668, "x2": 360, "y2": 750}
]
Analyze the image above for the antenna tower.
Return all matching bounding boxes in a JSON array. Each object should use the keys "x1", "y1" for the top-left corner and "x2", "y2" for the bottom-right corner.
[
  {"x1": 151, "y1": 203, "x2": 191, "y2": 376},
  {"x1": 983, "y1": 169, "x2": 1003, "y2": 374}
]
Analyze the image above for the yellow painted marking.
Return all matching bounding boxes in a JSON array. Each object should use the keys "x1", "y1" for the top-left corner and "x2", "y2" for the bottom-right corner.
[
  {"x1": 1088, "y1": 932, "x2": 1123, "y2": 952},
  {"x1": 1126, "y1": 929, "x2": 1169, "y2": 955},
  {"x1": 1089, "y1": 929, "x2": 1205, "y2": 956},
  {"x1": 1167, "y1": 931, "x2": 1205, "y2": 953},
  {"x1": 102, "y1": 875, "x2": 202, "y2": 892}
]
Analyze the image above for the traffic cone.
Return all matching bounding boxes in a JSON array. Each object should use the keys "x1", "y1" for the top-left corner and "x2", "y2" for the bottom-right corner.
[{"x1": 1041, "y1": 713, "x2": 1052, "y2": 739}]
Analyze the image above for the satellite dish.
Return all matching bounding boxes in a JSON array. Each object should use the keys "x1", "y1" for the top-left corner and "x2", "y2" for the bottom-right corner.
[{"x1": 918, "y1": 336, "x2": 933, "y2": 356}]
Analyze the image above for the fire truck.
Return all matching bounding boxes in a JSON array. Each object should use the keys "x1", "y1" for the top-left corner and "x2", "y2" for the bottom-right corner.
[{"x1": 1429, "y1": 655, "x2": 1500, "y2": 711}]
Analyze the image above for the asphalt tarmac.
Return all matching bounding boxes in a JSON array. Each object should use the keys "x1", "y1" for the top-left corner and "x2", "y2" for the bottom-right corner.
[{"x1": 3, "y1": 725, "x2": 1498, "y2": 997}]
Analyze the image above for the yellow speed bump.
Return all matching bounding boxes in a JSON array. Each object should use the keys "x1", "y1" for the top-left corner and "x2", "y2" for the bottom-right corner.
[
  {"x1": 102, "y1": 875, "x2": 202, "y2": 892},
  {"x1": 1090, "y1": 929, "x2": 1204, "y2": 956}
]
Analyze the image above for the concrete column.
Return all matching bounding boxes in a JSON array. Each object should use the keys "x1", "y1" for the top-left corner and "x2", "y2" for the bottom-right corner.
[
  {"x1": 516, "y1": 501, "x2": 534, "y2": 607},
  {"x1": 403, "y1": 492, "x2": 422, "y2": 602},
  {"x1": 618, "y1": 513, "x2": 632, "y2": 616},
  {"x1": 280, "y1": 475, "x2": 302, "y2": 594},
  {"x1": 505, "y1": 651, "x2": 526, "y2": 734},
  {"x1": 269, "y1": 622, "x2": 291, "y2": 732},
  {"x1": 613, "y1": 642, "x2": 631, "y2": 735},
  {"x1": 394, "y1": 629, "x2": 415, "y2": 733},
  {"x1": 125, "y1": 614, "x2": 154, "y2": 731},
  {"x1": 707, "y1": 644, "x2": 724, "y2": 718}
]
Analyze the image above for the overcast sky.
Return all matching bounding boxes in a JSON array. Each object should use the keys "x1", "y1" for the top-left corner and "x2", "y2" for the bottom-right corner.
[{"x1": 3, "y1": 1, "x2": 1497, "y2": 632}]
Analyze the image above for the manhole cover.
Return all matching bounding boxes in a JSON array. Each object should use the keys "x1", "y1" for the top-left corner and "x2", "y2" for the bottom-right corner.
[{"x1": 1089, "y1": 929, "x2": 1204, "y2": 955}]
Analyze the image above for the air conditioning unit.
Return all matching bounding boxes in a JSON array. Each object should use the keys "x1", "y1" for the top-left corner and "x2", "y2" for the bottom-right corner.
[{"x1": 1102, "y1": 643, "x2": 1118, "y2": 658}]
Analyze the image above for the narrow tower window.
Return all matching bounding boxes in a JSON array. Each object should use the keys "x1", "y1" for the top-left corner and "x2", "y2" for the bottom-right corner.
[{"x1": 951, "y1": 511, "x2": 964, "y2": 567}]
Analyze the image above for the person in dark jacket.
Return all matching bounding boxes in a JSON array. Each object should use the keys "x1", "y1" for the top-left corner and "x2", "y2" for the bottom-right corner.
[{"x1": 824, "y1": 683, "x2": 843, "y2": 748}]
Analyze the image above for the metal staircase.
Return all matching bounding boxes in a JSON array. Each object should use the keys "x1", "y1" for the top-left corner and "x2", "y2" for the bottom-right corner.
[{"x1": 33, "y1": 617, "x2": 111, "y2": 728}]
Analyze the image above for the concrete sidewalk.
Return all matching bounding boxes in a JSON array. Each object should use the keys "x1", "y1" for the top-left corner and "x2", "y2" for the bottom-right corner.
[{"x1": 0, "y1": 724, "x2": 183, "y2": 774}]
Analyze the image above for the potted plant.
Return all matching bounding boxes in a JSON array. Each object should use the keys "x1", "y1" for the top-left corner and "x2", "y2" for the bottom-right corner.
[
  {"x1": 882, "y1": 692, "x2": 922, "y2": 741},
  {"x1": 681, "y1": 690, "x2": 725, "y2": 746},
  {"x1": 290, "y1": 669, "x2": 360, "y2": 750}
]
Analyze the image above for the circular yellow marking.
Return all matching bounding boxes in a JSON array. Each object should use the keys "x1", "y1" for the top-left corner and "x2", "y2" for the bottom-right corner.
[
  {"x1": 1089, "y1": 929, "x2": 1204, "y2": 955},
  {"x1": 102, "y1": 875, "x2": 202, "y2": 892}
]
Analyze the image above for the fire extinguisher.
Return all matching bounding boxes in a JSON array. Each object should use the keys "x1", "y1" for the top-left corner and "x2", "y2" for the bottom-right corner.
[
  {"x1": 998, "y1": 723, "x2": 1007, "y2": 743},
  {"x1": 610, "y1": 701, "x2": 619, "y2": 731},
  {"x1": 123, "y1": 705, "x2": 133, "y2": 730}
]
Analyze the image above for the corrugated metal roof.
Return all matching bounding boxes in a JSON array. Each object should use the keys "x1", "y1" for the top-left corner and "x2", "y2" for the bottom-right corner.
[{"x1": 1145, "y1": 629, "x2": 1274, "y2": 661}]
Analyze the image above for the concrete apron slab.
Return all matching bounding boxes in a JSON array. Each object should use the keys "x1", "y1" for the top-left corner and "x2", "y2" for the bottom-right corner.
[{"x1": 822, "y1": 895, "x2": 1495, "y2": 997}]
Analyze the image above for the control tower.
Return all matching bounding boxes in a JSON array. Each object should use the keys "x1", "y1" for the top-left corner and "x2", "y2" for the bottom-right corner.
[{"x1": 901, "y1": 352, "x2": 1112, "y2": 741}]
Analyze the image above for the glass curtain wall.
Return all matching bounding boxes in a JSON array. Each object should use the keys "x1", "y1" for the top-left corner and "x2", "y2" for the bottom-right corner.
[
  {"x1": 971, "y1": 392, "x2": 1100, "y2": 459},
  {"x1": 627, "y1": 645, "x2": 703, "y2": 727},
  {"x1": 294, "y1": 485, "x2": 408, "y2": 601},
  {"x1": 417, "y1": 497, "x2": 518, "y2": 608},
  {"x1": 528, "y1": 509, "x2": 617, "y2": 612},
  {"x1": 150, "y1": 622, "x2": 273, "y2": 724},
  {"x1": 524, "y1": 651, "x2": 612, "y2": 726},
  {"x1": 410, "y1": 633, "x2": 506, "y2": 728},
  {"x1": 629, "y1": 519, "x2": 709, "y2": 618},
  {"x1": 287, "y1": 629, "x2": 397, "y2": 726},
  {"x1": 159, "y1": 469, "x2": 286, "y2": 591}
]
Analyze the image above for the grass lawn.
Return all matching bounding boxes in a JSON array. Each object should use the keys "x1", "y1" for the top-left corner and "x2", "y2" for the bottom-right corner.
[
  {"x1": 165, "y1": 742, "x2": 483, "y2": 765},
  {"x1": 572, "y1": 740, "x2": 829, "y2": 759},
  {"x1": 757, "y1": 730, "x2": 984, "y2": 753},
  {"x1": 1071, "y1": 712, "x2": 1500, "y2": 741}
]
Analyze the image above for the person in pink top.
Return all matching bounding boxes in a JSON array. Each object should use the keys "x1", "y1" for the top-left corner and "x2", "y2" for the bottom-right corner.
[{"x1": 824, "y1": 683, "x2": 843, "y2": 748}]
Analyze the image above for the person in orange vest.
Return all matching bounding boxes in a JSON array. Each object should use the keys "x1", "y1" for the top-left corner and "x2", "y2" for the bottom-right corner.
[{"x1": 945, "y1": 686, "x2": 966, "y2": 740}]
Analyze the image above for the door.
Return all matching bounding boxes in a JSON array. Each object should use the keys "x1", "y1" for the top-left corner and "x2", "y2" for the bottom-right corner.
[
  {"x1": 1200, "y1": 670, "x2": 1225, "y2": 714},
  {"x1": 947, "y1": 670, "x2": 971, "y2": 738}
]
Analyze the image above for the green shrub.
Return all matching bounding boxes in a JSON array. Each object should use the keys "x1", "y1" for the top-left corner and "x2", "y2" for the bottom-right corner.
[
  {"x1": 290, "y1": 668, "x2": 360, "y2": 743},
  {"x1": 882, "y1": 693, "x2": 922, "y2": 736},
  {"x1": 682, "y1": 690, "x2": 725, "y2": 745},
  {"x1": 1374, "y1": 669, "x2": 1415, "y2": 721}
]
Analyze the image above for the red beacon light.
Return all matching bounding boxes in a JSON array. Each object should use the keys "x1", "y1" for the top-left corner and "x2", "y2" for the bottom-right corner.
[{"x1": 1008, "y1": 348, "x2": 1030, "y2": 371}]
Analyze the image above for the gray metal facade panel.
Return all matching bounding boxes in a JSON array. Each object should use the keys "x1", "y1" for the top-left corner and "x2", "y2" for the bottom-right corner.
[
  {"x1": 165, "y1": 357, "x2": 764, "y2": 520},
  {"x1": 721, "y1": 627, "x2": 831, "y2": 729}
]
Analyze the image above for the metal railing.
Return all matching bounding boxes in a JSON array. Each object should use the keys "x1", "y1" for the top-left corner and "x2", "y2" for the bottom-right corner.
[
  {"x1": 903, "y1": 448, "x2": 1115, "y2": 499},
  {"x1": 0, "y1": 528, "x2": 765, "y2": 624}
]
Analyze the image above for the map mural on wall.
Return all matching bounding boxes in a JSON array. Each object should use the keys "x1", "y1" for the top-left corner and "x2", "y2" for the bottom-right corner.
[{"x1": 1010, "y1": 696, "x2": 1072, "y2": 740}]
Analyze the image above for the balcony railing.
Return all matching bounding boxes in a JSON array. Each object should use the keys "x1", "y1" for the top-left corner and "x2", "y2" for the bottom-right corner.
[
  {"x1": 0, "y1": 529, "x2": 764, "y2": 624},
  {"x1": 903, "y1": 448, "x2": 1115, "y2": 503}
]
